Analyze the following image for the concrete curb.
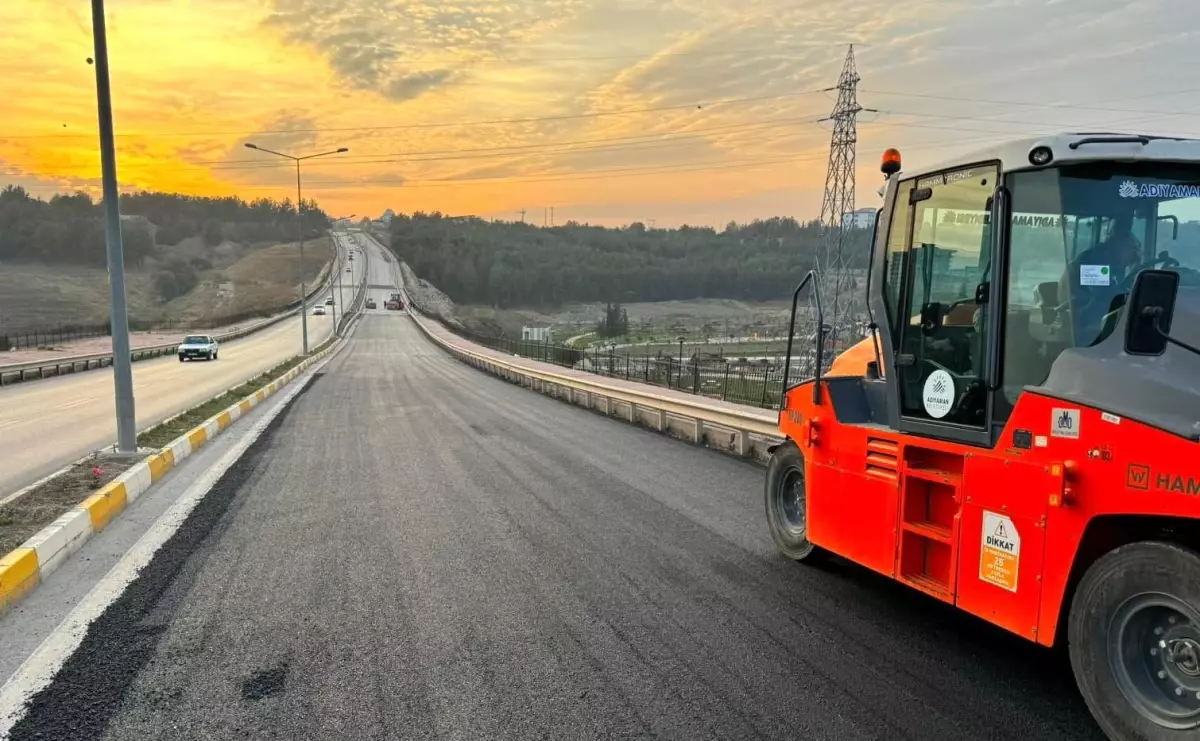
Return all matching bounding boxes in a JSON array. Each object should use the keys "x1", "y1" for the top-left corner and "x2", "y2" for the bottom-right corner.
[{"x1": 0, "y1": 322, "x2": 355, "y2": 615}]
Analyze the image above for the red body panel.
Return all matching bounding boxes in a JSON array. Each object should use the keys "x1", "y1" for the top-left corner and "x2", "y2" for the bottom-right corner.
[{"x1": 780, "y1": 379, "x2": 1200, "y2": 646}]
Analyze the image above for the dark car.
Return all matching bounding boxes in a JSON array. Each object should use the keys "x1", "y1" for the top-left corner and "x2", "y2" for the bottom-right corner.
[{"x1": 365, "y1": 298, "x2": 377, "y2": 309}]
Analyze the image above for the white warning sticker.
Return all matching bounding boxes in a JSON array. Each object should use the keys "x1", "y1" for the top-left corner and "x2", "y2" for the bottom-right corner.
[{"x1": 980, "y1": 511, "x2": 1020, "y2": 592}]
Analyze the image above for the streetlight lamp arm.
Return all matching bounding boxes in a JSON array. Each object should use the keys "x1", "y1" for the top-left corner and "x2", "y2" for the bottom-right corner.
[
  {"x1": 297, "y1": 148, "x2": 350, "y2": 161},
  {"x1": 243, "y1": 143, "x2": 296, "y2": 160}
]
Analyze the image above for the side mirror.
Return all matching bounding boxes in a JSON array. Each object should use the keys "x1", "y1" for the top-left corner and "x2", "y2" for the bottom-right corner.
[{"x1": 1124, "y1": 269, "x2": 1179, "y2": 356}]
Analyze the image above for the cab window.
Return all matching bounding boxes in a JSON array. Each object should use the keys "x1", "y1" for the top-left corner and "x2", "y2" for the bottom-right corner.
[
  {"x1": 882, "y1": 179, "x2": 914, "y2": 335},
  {"x1": 1000, "y1": 162, "x2": 1200, "y2": 411},
  {"x1": 892, "y1": 165, "x2": 998, "y2": 427}
]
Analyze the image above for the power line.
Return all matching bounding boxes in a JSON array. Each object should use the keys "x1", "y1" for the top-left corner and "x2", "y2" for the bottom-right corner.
[
  {"x1": 398, "y1": 41, "x2": 862, "y2": 65},
  {"x1": 208, "y1": 114, "x2": 828, "y2": 163},
  {"x1": 0, "y1": 87, "x2": 831, "y2": 141},
  {"x1": 861, "y1": 88, "x2": 1200, "y2": 119},
  {"x1": 14, "y1": 112, "x2": 1194, "y2": 197}
]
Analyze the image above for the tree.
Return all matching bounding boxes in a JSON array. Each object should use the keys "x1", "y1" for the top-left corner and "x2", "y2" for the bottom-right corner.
[
  {"x1": 2, "y1": 190, "x2": 331, "y2": 266},
  {"x1": 202, "y1": 218, "x2": 224, "y2": 247},
  {"x1": 387, "y1": 212, "x2": 870, "y2": 308},
  {"x1": 596, "y1": 303, "x2": 629, "y2": 338}
]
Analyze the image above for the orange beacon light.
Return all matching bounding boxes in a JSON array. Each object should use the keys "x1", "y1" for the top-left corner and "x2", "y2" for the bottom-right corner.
[{"x1": 881, "y1": 148, "x2": 901, "y2": 176}]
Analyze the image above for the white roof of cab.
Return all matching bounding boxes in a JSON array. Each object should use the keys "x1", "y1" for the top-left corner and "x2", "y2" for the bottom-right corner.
[{"x1": 893, "y1": 132, "x2": 1200, "y2": 181}]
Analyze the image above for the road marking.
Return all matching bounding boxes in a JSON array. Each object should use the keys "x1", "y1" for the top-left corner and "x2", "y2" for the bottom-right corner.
[
  {"x1": 51, "y1": 398, "x2": 94, "y2": 412},
  {"x1": 0, "y1": 361, "x2": 326, "y2": 737},
  {"x1": 0, "y1": 420, "x2": 19, "y2": 431}
]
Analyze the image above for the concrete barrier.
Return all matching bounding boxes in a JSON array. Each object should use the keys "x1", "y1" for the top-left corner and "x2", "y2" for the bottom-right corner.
[{"x1": 405, "y1": 308, "x2": 786, "y2": 463}]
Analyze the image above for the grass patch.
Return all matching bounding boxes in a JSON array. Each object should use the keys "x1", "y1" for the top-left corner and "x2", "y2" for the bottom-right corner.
[
  {"x1": 137, "y1": 347, "x2": 324, "y2": 449},
  {"x1": 0, "y1": 454, "x2": 143, "y2": 555}
]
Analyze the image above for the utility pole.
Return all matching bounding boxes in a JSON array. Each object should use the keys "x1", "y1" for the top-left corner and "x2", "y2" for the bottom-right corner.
[
  {"x1": 814, "y1": 44, "x2": 871, "y2": 363},
  {"x1": 336, "y1": 214, "x2": 353, "y2": 333},
  {"x1": 90, "y1": 0, "x2": 136, "y2": 454},
  {"x1": 518, "y1": 208, "x2": 526, "y2": 223},
  {"x1": 550, "y1": 206, "x2": 555, "y2": 227},
  {"x1": 244, "y1": 143, "x2": 348, "y2": 353}
]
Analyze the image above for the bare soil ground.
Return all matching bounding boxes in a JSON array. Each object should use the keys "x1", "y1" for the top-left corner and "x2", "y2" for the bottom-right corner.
[
  {"x1": 0, "y1": 264, "x2": 161, "y2": 331},
  {"x1": 166, "y1": 238, "x2": 333, "y2": 324},
  {"x1": 0, "y1": 238, "x2": 334, "y2": 334}
]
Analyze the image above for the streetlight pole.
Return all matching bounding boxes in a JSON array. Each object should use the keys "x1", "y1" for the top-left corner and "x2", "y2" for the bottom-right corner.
[
  {"x1": 244, "y1": 143, "x2": 348, "y2": 354},
  {"x1": 91, "y1": 0, "x2": 136, "y2": 454},
  {"x1": 337, "y1": 214, "x2": 355, "y2": 335}
]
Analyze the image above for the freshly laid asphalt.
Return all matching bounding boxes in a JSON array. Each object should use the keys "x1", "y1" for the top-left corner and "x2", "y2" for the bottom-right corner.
[{"x1": 9, "y1": 315, "x2": 1106, "y2": 741}]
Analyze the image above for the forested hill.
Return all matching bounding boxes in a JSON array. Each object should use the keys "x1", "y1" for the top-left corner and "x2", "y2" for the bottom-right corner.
[
  {"x1": 0, "y1": 186, "x2": 329, "y2": 267},
  {"x1": 387, "y1": 212, "x2": 872, "y2": 307}
]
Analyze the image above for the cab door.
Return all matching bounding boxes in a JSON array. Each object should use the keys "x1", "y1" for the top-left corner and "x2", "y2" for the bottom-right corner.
[
  {"x1": 893, "y1": 163, "x2": 999, "y2": 440},
  {"x1": 888, "y1": 163, "x2": 1000, "y2": 602}
]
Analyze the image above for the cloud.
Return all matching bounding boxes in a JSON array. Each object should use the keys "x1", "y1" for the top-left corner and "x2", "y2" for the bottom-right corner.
[
  {"x1": 262, "y1": 0, "x2": 588, "y2": 103},
  {"x1": 7, "y1": 0, "x2": 1200, "y2": 228},
  {"x1": 386, "y1": 70, "x2": 456, "y2": 102}
]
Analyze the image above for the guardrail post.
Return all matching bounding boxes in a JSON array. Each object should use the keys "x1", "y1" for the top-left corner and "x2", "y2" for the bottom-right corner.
[
  {"x1": 657, "y1": 410, "x2": 667, "y2": 431},
  {"x1": 694, "y1": 419, "x2": 705, "y2": 445},
  {"x1": 736, "y1": 430, "x2": 750, "y2": 457}
]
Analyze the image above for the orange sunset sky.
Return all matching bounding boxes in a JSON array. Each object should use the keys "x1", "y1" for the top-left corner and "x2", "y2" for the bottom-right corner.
[{"x1": 1, "y1": 0, "x2": 1195, "y2": 227}]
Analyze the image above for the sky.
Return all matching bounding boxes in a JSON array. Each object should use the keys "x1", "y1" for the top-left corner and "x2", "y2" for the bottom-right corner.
[{"x1": 1, "y1": 0, "x2": 1197, "y2": 228}]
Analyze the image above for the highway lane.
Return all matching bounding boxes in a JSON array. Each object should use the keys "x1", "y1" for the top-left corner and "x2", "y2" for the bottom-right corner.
[
  {"x1": 0, "y1": 238, "x2": 363, "y2": 496},
  {"x1": 9, "y1": 314, "x2": 1105, "y2": 740}
]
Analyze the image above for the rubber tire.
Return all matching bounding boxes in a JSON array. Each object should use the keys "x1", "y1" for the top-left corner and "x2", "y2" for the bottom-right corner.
[
  {"x1": 178, "y1": 356, "x2": 185, "y2": 363},
  {"x1": 212, "y1": 351, "x2": 218, "y2": 361},
  {"x1": 1069, "y1": 541, "x2": 1200, "y2": 741},
  {"x1": 764, "y1": 441, "x2": 822, "y2": 561}
]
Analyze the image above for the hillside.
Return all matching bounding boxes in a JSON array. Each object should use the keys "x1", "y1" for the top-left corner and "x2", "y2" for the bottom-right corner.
[
  {"x1": 386, "y1": 212, "x2": 872, "y2": 308},
  {"x1": 0, "y1": 237, "x2": 334, "y2": 332},
  {"x1": 0, "y1": 186, "x2": 333, "y2": 332}
]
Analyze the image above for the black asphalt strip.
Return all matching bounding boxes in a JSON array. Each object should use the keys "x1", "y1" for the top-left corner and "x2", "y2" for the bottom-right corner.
[{"x1": 7, "y1": 374, "x2": 322, "y2": 741}]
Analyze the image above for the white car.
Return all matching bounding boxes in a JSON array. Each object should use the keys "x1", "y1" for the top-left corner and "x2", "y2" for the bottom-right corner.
[
  {"x1": 313, "y1": 305, "x2": 326, "y2": 316},
  {"x1": 178, "y1": 334, "x2": 218, "y2": 362}
]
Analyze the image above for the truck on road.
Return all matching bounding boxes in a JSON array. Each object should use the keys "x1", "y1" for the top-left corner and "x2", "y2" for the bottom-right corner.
[{"x1": 767, "y1": 134, "x2": 1200, "y2": 741}]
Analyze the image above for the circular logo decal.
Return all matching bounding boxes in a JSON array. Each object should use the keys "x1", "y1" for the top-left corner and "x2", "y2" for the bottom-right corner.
[{"x1": 922, "y1": 369, "x2": 954, "y2": 419}]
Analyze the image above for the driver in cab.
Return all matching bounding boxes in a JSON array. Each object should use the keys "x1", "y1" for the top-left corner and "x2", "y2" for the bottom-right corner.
[{"x1": 1059, "y1": 230, "x2": 1141, "y2": 347}]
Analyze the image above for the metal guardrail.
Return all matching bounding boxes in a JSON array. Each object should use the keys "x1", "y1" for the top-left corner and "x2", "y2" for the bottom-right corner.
[
  {"x1": 0, "y1": 240, "x2": 344, "y2": 387},
  {"x1": 336, "y1": 246, "x2": 370, "y2": 336},
  {"x1": 405, "y1": 302, "x2": 784, "y2": 461}
]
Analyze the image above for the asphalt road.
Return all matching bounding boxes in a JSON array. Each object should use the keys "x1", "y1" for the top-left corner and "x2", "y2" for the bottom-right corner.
[
  {"x1": 8, "y1": 313, "x2": 1106, "y2": 740},
  {"x1": 0, "y1": 237, "x2": 362, "y2": 497}
]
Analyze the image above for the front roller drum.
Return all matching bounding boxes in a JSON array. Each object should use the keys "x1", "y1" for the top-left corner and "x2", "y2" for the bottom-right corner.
[
  {"x1": 764, "y1": 442, "x2": 822, "y2": 561},
  {"x1": 1070, "y1": 541, "x2": 1200, "y2": 741}
]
